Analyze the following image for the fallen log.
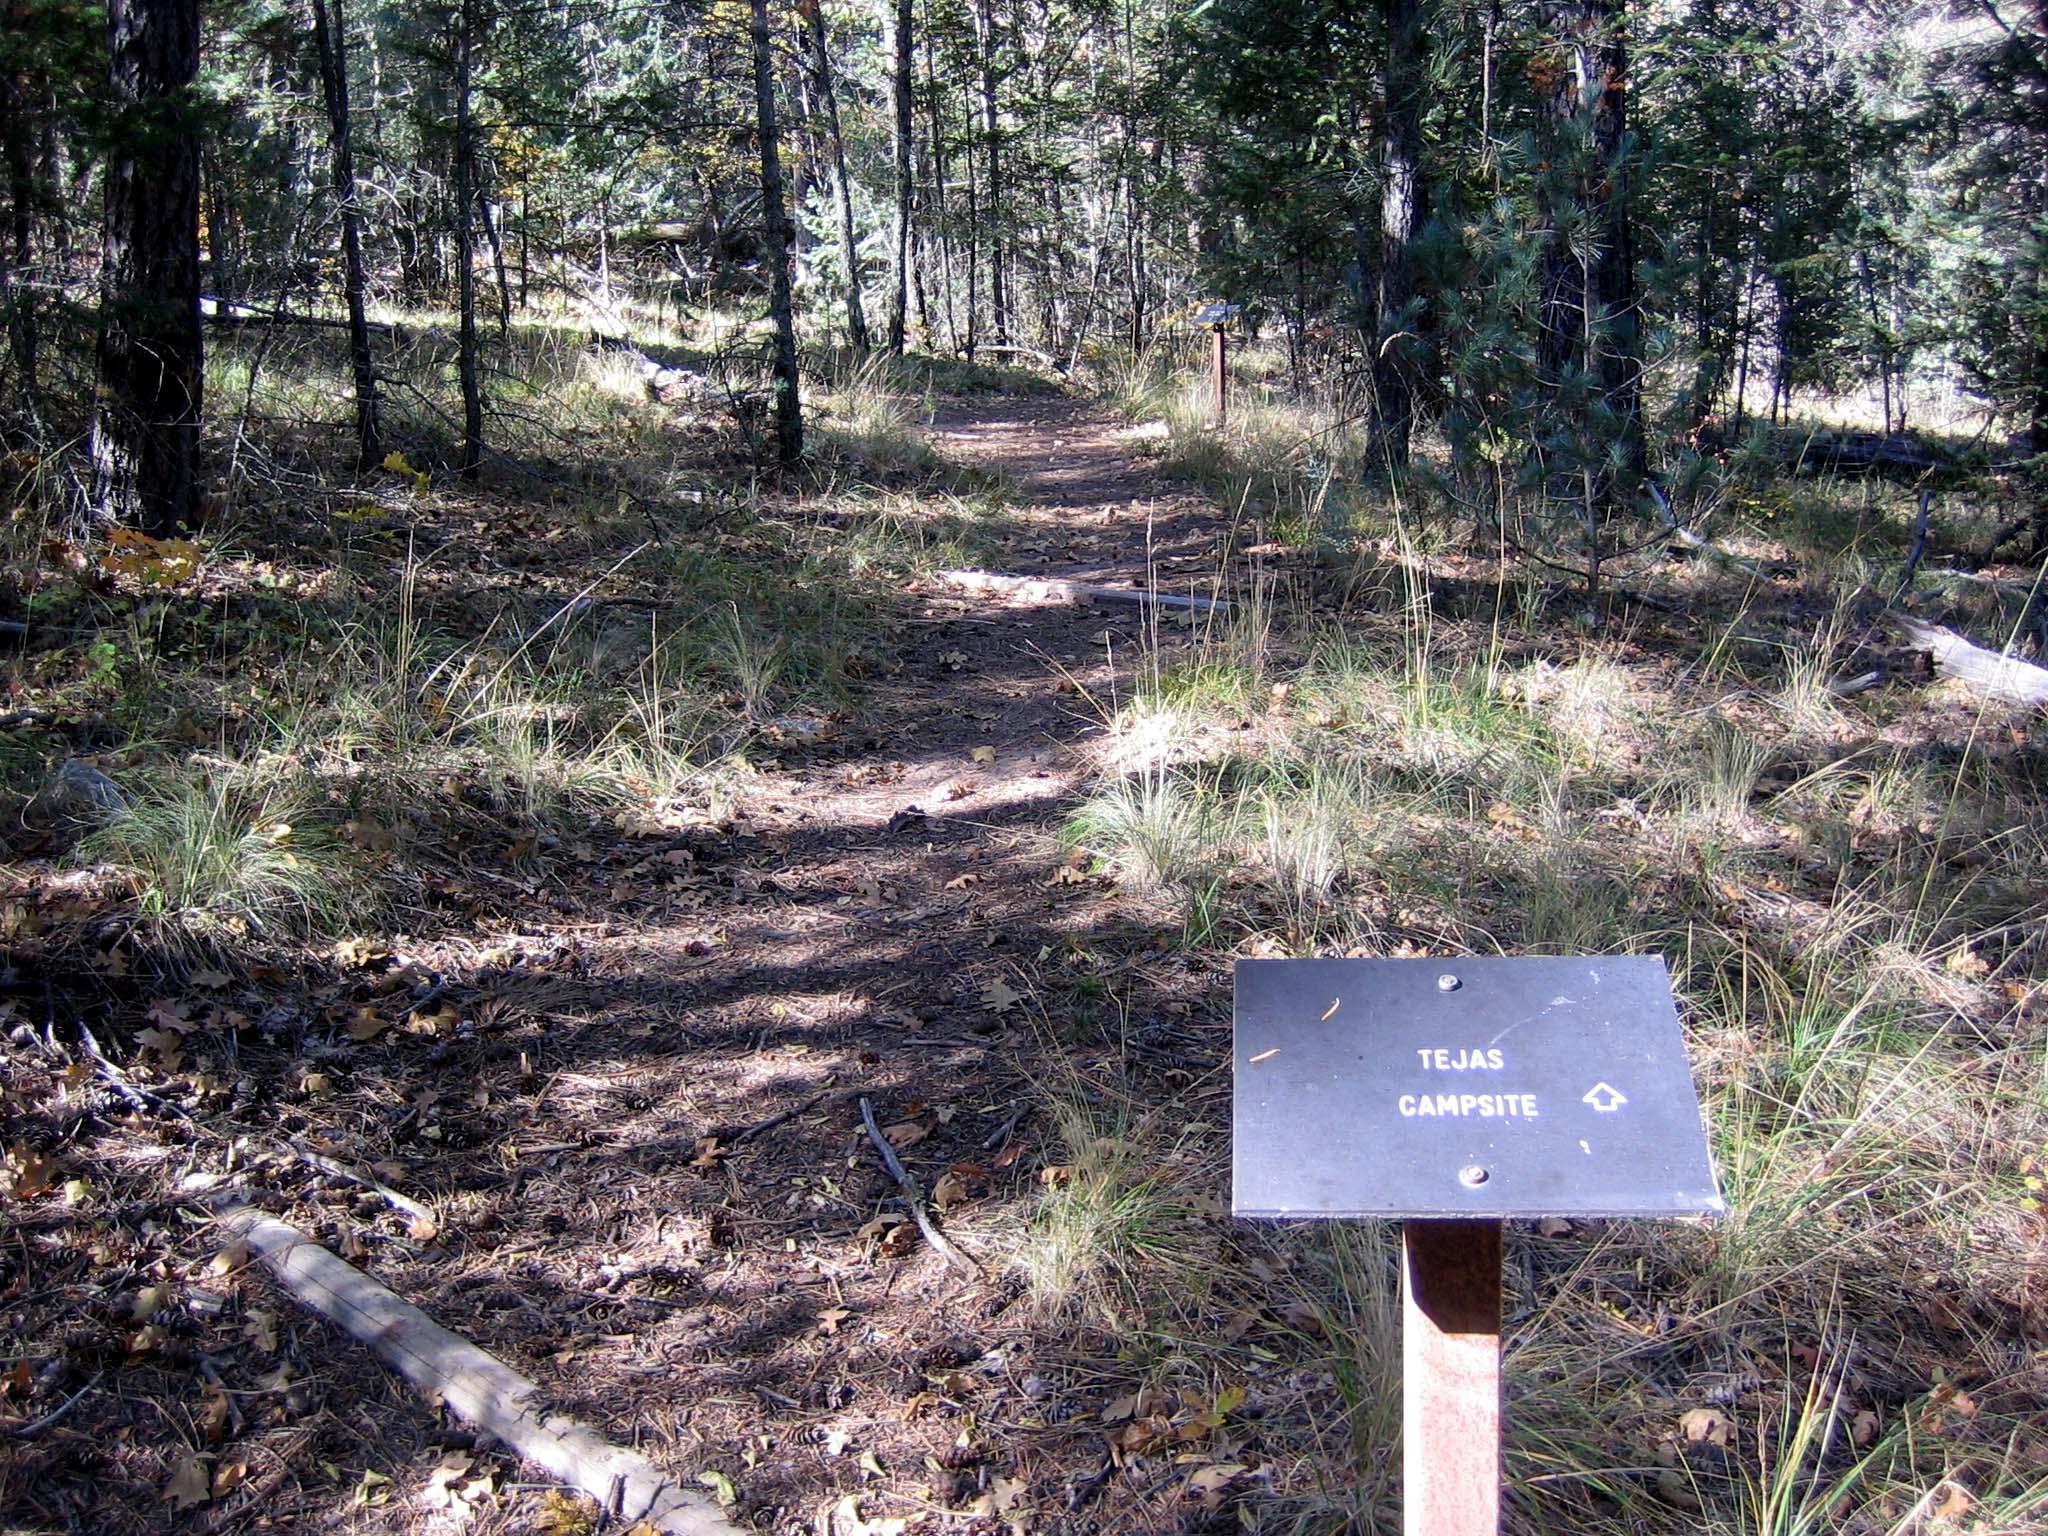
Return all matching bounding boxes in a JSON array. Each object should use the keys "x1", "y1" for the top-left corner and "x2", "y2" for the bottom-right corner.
[
  {"x1": 1650, "y1": 481, "x2": 2048, "y2": 707},
  {"x1": 200, "y1": 297, "x2": 398, "y2": 336},
  {"x1": 1892, "y1": 613, "x2": 2048, "y2": 706},
  {"x1": 938, "y1": 568, "x2": 1229, "y2": 613},
  {"x1": 216, "y1": 1205, "x2": 747, "y2": 1536}
]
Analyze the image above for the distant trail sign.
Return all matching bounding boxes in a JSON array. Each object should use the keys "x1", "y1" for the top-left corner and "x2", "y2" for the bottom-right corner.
[
  {"x1": 1233, "y1": 955, "x2": 1721, "y2": 1219},
  {"x1": 1232, "y1": 955, "x2": 1722, "y2": 1536}
]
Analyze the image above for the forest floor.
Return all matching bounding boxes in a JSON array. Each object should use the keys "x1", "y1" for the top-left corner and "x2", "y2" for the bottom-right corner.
[
  {"x1": 0, "y1": 387, "x2": 1282, "y2": 1536},
  {"x1": 5, "y1": 348, "x2": 2047, "y2": 1536}
]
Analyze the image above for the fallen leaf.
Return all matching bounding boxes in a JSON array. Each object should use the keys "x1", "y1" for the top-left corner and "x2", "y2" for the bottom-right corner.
[
  {"x1": 162, "y1": 1454, "x2": 213, "y2": 1510},
  {"x1": 1678, "y1": 1407, "x2": 1732, "y2": 1447},
  {"x1": 135, "y1": 1027, "x2": 185, "y2": 1071},
  {"x1": 881, "y1": 1119, "x2": 928, "y2": 1150},
  {"x1": 212, "y1": 1460, "x2": 249, "y2": 1497},
  {"x1": 4, "y1": 1144, "x2": 59, "y2": 1199},
  {"x1": 539, "y1": 1486, "x2": 597, "y2": 1533},
  {"x1": 200, "y1": 1387, "x2": 231, "y2": 1442},
  {"x1": 1184, "y1": 1463, "x2": 1248, "y2": 1511},
  {"x1": 243, "y1": 1308, "x2": 278, "y2": 1353},
  {"x1": 424, "y1": 1451, "x2": 474, "y2": 1509},
  {"x1": 345, "y1": 1006, "x2": 391, "y2": 1042},
  {"x1": 980, "y1": 979, "x2": 1021, "y2": 1014},
  {"x1": 131, "y1": 1284, "x2": 170, "y2": 1321},
  {"x1": 353, "y1": 1467, "x2": 393, "y2": 1507}
]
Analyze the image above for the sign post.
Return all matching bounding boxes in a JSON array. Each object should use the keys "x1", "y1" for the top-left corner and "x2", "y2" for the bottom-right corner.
[
  {"x1": 1233, "y1": 956, "x2": 1721, "y2": 1534},
  {"x1": 1193, "y1": 303, "x2": 1239, "y2": 428}
]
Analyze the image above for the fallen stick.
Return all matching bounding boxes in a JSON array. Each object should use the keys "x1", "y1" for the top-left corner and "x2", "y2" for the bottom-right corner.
[
  {"x1": 857, "y1": 1098, "x2": 984, "y2": 1280},
  {"x1": 938, "y1": 568, "x2": 1228, "y2": 613},
  {"x1": 215, "y1": 1205, "x2": 747, "y2": 1536},
  {"x1": 0, "y1": 1372, "x2": 102, "y2": 1439},
  {"x1": 292, "y1": 1142, "x2": 439, "y2": 1235}
]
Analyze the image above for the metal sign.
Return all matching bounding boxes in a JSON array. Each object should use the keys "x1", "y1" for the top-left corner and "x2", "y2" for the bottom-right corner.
[
  {"x1": 1192, "y1": 302, "x2": 1240, "y2": 327},
  {"x1": 1233, "y1": 956, "x2": 1722, "y2": 1219}
]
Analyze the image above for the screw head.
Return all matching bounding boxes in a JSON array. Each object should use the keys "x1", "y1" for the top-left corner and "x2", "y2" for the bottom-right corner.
[
  {"x1": 1459, "y1": 1164, "x2": 1490, "y2": 1188},
  {"x1": 1437, "y1": 973, "x2": 1461, "y2": 993}
]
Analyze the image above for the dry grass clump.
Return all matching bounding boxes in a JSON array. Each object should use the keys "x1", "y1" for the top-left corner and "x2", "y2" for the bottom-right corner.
[{"x1": 78, "y1": 768, "x2": 359, "y2": 953}]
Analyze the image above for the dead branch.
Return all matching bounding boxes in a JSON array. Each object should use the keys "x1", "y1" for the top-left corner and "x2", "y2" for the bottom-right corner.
[
  {"x1": 215, "y1": 1205, "x2": 747, "y2": 1536},
  {"x1": 938, "y1": 568, "x2": 1228, "y2": 613},
  {"x1": 0, "y1": 1373, "x2": 102, "y2": 1439},
  {"x1": 1893, "y1": 489, "x2": 1935, "y2": 603},
  {"x1": 291, "y1": 1142, "x2": 438, "y2": 1233},
  {"x1": 857, "y1": 1097, "x2": 983, "y2": 1280}
]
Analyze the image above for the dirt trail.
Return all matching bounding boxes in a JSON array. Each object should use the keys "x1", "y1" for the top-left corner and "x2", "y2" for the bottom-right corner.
[{"x1": 367, "y1": 395, "x2": 1235, "y2": 1528}]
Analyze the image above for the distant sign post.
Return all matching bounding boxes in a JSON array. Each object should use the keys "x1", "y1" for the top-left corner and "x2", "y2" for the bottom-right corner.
[
  {"x1": 1233, "y1": 956, "x2": 1721, "y2": 1535},
  {"x1": 1194, "y1": 303, "x2": 1239, "y2": 427}
]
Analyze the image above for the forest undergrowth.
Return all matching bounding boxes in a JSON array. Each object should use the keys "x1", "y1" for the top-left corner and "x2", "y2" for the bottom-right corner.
[
  {"x1": 2, "y1": 319, "x2": 2046, "y2": 1536},
  {"x1": 1045, "y1": 340, "x2": 2048, "y2": 1534}
]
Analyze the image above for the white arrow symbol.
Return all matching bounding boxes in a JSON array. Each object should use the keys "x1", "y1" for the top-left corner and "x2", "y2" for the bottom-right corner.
[{"x1": 1582, "y1": 1082, "x2": 1628, "y2": 1112}]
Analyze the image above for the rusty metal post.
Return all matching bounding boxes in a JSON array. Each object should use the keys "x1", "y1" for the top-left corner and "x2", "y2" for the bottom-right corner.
[
  {"x1": 1402, "y1": 1219, "x2": 1502, "y2": 1536},
  {"x1": 1212, "y1": 324, "x2": 1227, "y2": 427}
]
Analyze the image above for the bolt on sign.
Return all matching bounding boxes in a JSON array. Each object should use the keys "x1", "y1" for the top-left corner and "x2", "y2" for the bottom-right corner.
[{"x1": 1233, "y1": 956, "x2": 1721, "y2": 1534}]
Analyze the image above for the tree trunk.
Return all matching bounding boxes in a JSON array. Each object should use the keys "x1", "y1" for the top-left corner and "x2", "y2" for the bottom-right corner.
[
  {"x1": 923, "y1": 23, "x2": 959, "y2": 352},
  {"x1": 453, "y1": 0, "x2": 483, "y2": 480},
  {"x1": 481, "y1": 191, "x2": 512, "y2": 335},
  {"x1": 91, "y1": 0, "x2": 203, "y2": 535},
  {"x1": 751, "y1": 0, "x2": 803, "y2": 466},
  {"x1": 1372, "y1": 0, "x2": 1424, "y2": 474},
  {"x1": 2, "y1": 60, "x2": 42, "y2": 425},
  {"x1": 963, "y1": 86, "x2": 979, "y2": 357},
  {"x1": 886, "y1": 0, "x2": 914, "y2": 353},
  {"x1": 309, "y1": 0, "x2": 382, "y2": 468},
  {"x1": 972, "y1": 0, "x2": 1006, "y2": 347},
  {"x1": 804, "y1": 0, "x2": 867, "y2": 353},
  {"x1": 1535, "y1": 0, "x2": 1642, "y2": 574}
]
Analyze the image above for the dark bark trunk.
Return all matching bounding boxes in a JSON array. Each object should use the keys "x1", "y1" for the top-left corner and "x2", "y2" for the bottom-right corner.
[
  {"x1": 804, "y1": 0, "x2": 867, "y2": 353},
  {"x1": 453, "y1": 0, "x2": 483, "y2": 479},
  {"x1": 973, "y1": 0, "x2": 1006, "y2": 347},
  {"x1": 1535, "y1": 0, "x2": 1642, "y2": 590},
  {"x1": 751, "y1": 0, "x2": 803, "y2": 466},
  {"x1": 2, "y1": 61, "x2": 41, "y2": 420},
  {"x1": 91, "y1": 0, "x2": 203, "y2": 535},
  {"x1": 887, "y1": 0, "x2": 913, "y2": 353},
  {"x1": 481, "y1": 191, "x2": 512, "y2": 335},
  {"x1": 310, "y1": 0, "x2": 382, "y2": 468},
  {"x1": 1372, "y1": 0, "x2": 1424, "y2": 474}
]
